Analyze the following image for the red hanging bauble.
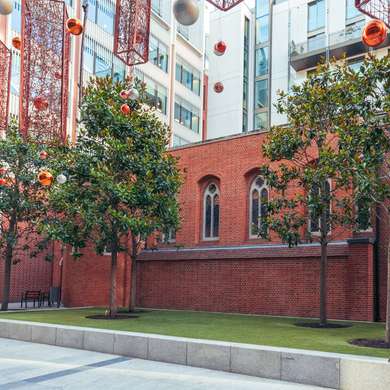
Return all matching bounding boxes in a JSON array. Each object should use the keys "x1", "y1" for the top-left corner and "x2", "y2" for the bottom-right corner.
[
  {"x1": 66, "y1": 18, "x2": 83, "y2": 36},
  {"x1": 214, "y1": 82, "x2": 224, "y2": 93},
  {"x1": 214, "y1": 41, "x2": 227, "y2": 56},
  {"x1": 38, "y1": 171, "x2": 53, "y2": 186},
  {"x1": 12, "y1": 36, "x2": 21, "y2": 50},
  {"x1": 39, "y1": 151, "x2": 48, "y2": 160},
  {"x1": 0, "y1": 178, "x2": 7, "y2": 186},
  {"x1": 362, "y1": 19, "x2": 387, "y2": 47},
  {"x1": 121, "y1": 104, "x2": 131, "y2": 115}
]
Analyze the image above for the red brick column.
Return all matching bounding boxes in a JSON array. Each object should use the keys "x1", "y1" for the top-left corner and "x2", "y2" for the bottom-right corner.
[{"x1": 346, "y1": 238, "x2": 375, "y2": 321}]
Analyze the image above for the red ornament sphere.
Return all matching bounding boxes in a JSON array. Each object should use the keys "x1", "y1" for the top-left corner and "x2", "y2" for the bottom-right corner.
[
  {"x1": 12, "y1": 36, "x2": 21, "y2": 50},
  {"x1": 33, "y1": 97, "x2": 48, "y2": 111},
  {"x1": 0, "y1": 178, "x2": 7, "y2": 186},
  {"x1": 39, "y1": 151, "x2": 48, "y2": 160},
  {"x1": 214, "y1": 41, "x2": 227, "y2": 56},
  {"x1": 214, "y1": 82, "x2": 224, "y2": 93},
  {"x1": 38, "y1": 171, "x2": 53, "y2": 186},
  {"x1": 362, "y1": 19, "x2": 387, "y2": 47},
  {"x1": 66, "y1": 18, "x2": 83, "y2": 36},
  {"x1": 121, "y1": 104, "x2": 131, "y2": 115}
]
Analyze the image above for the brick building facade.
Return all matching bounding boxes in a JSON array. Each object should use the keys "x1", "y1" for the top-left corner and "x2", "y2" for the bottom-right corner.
[{"x1": 52, "y1": 132, "x2": 388, "y2": 321}]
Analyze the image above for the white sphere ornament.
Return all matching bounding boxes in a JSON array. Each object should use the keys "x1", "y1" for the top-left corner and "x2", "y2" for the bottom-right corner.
[
  {"x1": 56, "y1": 174, "x2": 67, "y2": 184},
  {"x1": 128, "y1": 88, "x2": 139, "y2": 101},
  {"x1": 0, "y1": 0, "x2": 13, "y2": 16},
  {"x1": 173, "y1": 0, "x2": 199, "y2": 26}
]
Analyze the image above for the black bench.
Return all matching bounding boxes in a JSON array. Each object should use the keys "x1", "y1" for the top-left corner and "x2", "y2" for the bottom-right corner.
[{"x1": 20, "y1": 290, "x2": 42, "y2": 308}]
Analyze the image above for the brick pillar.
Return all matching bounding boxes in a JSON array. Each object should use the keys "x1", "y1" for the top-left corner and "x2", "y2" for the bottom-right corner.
[{"x1": 346, "y1": 238, "x2": 375, "y2": 321}]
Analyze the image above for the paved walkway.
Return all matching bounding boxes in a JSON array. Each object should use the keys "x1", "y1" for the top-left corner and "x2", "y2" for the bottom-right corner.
[{"x1": 0, "y1": 338, "x2": 332, "y2": 390}]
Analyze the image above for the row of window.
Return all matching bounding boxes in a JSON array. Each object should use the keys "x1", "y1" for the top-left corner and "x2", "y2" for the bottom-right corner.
[
  {"x1": 83, "y1": 36, "x2": 126, "y2": 81},
  {"x1": 134, "y1": 69, "x2": 168, "y2": 115},
  {"x1": 201, "y1": 177, "x2": 369, "y2": 241}
]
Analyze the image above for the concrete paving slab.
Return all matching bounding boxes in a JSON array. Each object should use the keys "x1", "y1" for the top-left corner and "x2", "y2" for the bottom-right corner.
[
  {"x1": 281, "y1": 352, "x2": 340, "y2": 389},
  {"x1": 113, "y1": 333, "x2": 148, "y2": 359},
  {"x1": 187, "y1": 342, "x2": 230, "y2": 371},
  {"x1": 148, "y1": 337, "x2": 187, "y2": 365},
  {"x1": 231, "y1": 345, "x2": 281, "y2": 379},
  {"x1": 0, "y1": 338, "x2": 332, "y2": 390}
]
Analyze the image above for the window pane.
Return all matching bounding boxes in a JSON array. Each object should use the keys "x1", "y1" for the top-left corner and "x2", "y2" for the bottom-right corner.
[
  {"x1": 255, "y1": 79, "x2": 268, "y2": 109},
  {"x1": 255, "y1": 112, "x2": 268, "y2": 130},
  {"x1": 205, "y1": 195, "x2": 212, "y2": 238},
  {"x1": 97, "y1": 1, "x2": 114, "y2": 34},
  {"x1": 256, "y1": 0, "x2": 269, "y2": 18},
  {"x1": 256, "y1": 47, "x2": 269, "y2": 77},
  {"x1": 11, "y1": 1, "x2": 21, "y2": 33},
  {"x1": 251, "y1": 190, "x2": 260, "y2": 235},
  {"x1": 346, "y1": 0, "x2": 361, "y2": 20},
  {"x1": 256, "y1": 15, "x2": 269, "y2": 44},
  {"x1": 213, "y1": 194, "x2": 220, "y2": 238},
  {"x1": 88, "y1": 0, "x2": 97, "y2": 22},
  {"x1": 308, "y1": 0, "x2": 325, "y2": 32},
  {"x1": 308, "y1": 33, "x2": 326, "y2": 51},
  {"x1": 260, "y1": 188, "x2": 268, "y2": 222}
]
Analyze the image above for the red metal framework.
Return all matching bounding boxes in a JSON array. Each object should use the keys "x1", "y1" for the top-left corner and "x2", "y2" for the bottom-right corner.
[
  {"x1": 355, "y1": 0, "x2": 390, "y2": 28},
  {"x1": 206, "y1": 0, "x2": 245, "y2": 11},
  {"x1": 20, "y1": 0, "x2": 70, "y2": 143},
  {"x1": 114, "y1": 0, "x2": 151, "y2": 66},
  {"x1": 0, "y1": 40, "x2": 11, "y2": 134}
]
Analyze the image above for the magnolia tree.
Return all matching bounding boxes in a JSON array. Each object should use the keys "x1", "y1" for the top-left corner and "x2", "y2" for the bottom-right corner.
[
  {"x1": 259, "y1": 55, "x2": 390, "y2": 328},
  {"x1": 0, "y1": 126, "x2": 53, "y2": 311},
  {"x1": 45, "y1": 77, "x2": 181, "y2": 317}
]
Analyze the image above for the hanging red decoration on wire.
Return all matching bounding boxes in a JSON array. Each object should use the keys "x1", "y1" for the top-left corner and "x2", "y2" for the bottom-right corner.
[
  {"x1": 0, "y1": 40, "x2": 11, "y2": 134},
  {"x1": 362, "y1": 19, "x2": 388, "y2": 47},
  {"x1": 206, "y1": 0, "x2": 244, "y2": 11},
  {"x1": 114, "y1": 0, "x2": 151, "y2": 66},
  {"x1": 66, "y1": 18, "x2": 83, "y2": 36},
  {"x1": 214, "y1": 82, "x2": 224, "y2": 93},
  {"x1": 20, "y1": 0, "x2": 70, "y2": 142},
  {"x1": 12, "y1": 36, "x2": 21, "y2": 50},
  {"x1": 355, "y1": 0, "x2": 390, "y2": 28},
  {"x1": 214, "y1": 41, "x2": 227, "y2": 56}
]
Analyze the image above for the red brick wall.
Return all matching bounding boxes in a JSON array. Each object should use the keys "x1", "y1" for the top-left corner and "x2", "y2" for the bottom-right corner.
[
  {"x1": 0, "y1": 250, "x2": 53, "y2": 303},
  {"x1": 136, "y1": 241, "x2": 375, "y2": 321},
  {"x1": 61, "y1": 246, "x2": 129, "y2": 308},
  {"x1": 57, "y1": 132, "x2": 386, "y2": 322}
]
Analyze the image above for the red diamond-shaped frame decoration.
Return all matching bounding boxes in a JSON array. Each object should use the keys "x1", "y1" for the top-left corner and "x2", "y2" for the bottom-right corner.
[
  {"x1": 114, "y1": 0, "x2": 151, "y2": 66},
  {"x1": 355, "y1": 0, "x2": 390, "y2": 28},
  {"x1": 0, "y1": 40, "x2": 11, "y2": 134},
  {"x1": 206, "y1": 0, "x2": 245, "y2": 11}
]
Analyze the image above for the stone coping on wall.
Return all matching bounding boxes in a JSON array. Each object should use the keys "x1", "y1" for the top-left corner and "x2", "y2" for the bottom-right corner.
[
  {"x1": 0, "y1": 319, "x2": 389, "y2": 390},
  {"x1": 139, "y1": 241, "x2": 350, "y2": 261}
]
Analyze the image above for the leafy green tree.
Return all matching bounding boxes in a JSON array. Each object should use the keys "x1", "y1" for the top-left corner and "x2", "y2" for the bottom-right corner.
[
  {"x1": 0, "y1": 125, "x2": 52, "y2": 311},
  {"x1": 45, "y1": 77, "x2": 181, "y2": 317},
  {"x1": 259, "y1": 55, "x2": 390, "y2": 327},
  {"x1": 347, "y1": 55, "x2": 390, "y2": 343}
]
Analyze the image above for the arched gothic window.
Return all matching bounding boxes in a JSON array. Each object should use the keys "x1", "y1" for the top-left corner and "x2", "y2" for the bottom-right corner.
[
  {"x1": 249, "y1": 176, "x2": 268, "y2": 238},
  {"x1": 203, "y1": 183, "x2": 220, "y2": 240}
]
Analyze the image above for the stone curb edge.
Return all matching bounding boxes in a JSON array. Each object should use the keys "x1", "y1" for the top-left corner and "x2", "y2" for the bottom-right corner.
[{"x1": 0, "y1": 319, "x2": 389, "y2": 390}]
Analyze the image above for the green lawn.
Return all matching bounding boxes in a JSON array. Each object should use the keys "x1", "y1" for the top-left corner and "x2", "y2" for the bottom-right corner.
[{"x1": 0, "y1": 308, "x2": 389, "y2": 358}]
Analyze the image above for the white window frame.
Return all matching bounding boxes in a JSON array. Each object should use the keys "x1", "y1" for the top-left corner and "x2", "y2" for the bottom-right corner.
[
  {"x1": 249, "y1": 176, "x2": 268, "y2": 239},
  {"x1": 308, "y1": 179, "x2": 332, "y2": 236},
  {"x1": 203, "y1": 183, "x2": 220, "y2": 241}
]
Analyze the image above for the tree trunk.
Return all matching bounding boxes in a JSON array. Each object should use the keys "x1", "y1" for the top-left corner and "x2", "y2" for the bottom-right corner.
[
  {"x1": 108, "y1": 241, "x2": 118, "y2": 318},
  {"x1": 385, "y1": 219, "x2": 390, "y2": 344},
  {"x1": 129, "y1": 256, "x2": 137, "y2": 312},
  {"x1": 1, "y1": 242, "x2": 13, "y2": 311},
  {"x1": 319, "y1": 180, "x2": 329, "y2": 327}
]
